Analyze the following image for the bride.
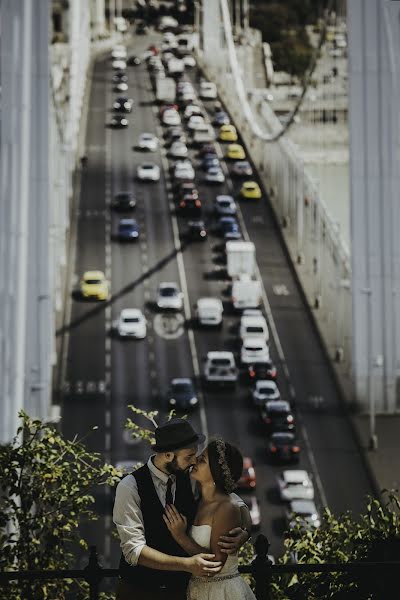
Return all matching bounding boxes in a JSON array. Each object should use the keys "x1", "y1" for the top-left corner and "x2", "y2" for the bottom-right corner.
[{"x1": 163, "y1": 438, "x2": 257, "y2": 600}]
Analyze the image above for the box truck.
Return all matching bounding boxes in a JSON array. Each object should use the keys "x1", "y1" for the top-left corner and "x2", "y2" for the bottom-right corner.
[
  {"x1": 155, "y1": 77, "x2": 176, "y2": 103},
  {"x1": 226, "y1": 241, "x2": 262, "y2": 309}
]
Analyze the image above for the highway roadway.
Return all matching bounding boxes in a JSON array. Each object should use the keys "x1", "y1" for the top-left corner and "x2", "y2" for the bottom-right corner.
[{"x1": 60, "y1": 29, "x2": 374, "y2": 571}]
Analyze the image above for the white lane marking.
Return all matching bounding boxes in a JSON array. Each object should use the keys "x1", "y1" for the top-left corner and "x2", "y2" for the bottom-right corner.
[
  {"x1": 105, "y1": 409, "x2": 111, "y2": 427},
  {"x1": 105, "y1": 337, "x2": 111, "y2": 352},
  {"x1": 105, "y1": 353, "x2": 111, "y2": 369},
  {"x1": 105, "y1": 432, "x2": 111, "y2": 451}
]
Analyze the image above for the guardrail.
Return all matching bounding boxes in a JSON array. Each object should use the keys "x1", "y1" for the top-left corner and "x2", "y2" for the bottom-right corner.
[{"x1": 1, "y1": 535, "x2": 398, "y2": 600}]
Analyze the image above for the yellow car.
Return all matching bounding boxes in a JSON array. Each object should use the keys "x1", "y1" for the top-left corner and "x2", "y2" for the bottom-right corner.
[
  {"x1": 80, "y1": 270, "x2": 109, "y2": 300},
  {"x1": 226, "y1": 144, "x2": 246, "y2": 160},
  {"x1": 219, "y1": 124, "x2": 238, "y2": 142},
  {"x1": 240, "y1": 181, "x2": 262, "y2": 199}
]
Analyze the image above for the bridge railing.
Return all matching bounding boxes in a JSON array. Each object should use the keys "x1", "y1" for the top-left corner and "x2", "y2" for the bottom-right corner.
[
  {"x1": 0, "y1": 536, "x2": 398, "y2": 600},
  {"x1": 195, "y1": 47, "x2": 354, "y2": 402}
]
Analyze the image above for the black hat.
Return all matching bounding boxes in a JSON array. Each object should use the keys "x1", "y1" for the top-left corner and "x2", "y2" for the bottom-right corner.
[{"x1": 152, "y1": 418, "x2": 206, "y2": 453}]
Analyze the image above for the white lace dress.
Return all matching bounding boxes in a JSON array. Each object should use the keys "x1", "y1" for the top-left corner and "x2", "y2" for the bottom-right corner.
[{"x1": 186, "y1": 525, "x2": 256, "y2": 600}]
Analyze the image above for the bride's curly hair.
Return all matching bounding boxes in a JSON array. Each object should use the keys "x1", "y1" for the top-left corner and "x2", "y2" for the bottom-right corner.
[{"x1": 207, "y1": 439, "x2": 243, "y2": 494}]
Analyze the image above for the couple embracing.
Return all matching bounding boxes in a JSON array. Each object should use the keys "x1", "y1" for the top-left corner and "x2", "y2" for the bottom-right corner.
[{"x1": 113, "y1": 418, "x2": 257, "y2": 600}]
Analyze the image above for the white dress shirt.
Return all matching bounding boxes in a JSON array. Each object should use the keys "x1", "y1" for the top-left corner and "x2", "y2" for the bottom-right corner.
[{"x1": 113, "y1": 455, "x2": 246, "y2": 567}]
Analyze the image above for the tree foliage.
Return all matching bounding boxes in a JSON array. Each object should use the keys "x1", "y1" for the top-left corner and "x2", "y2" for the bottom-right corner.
[{"x1": 0, "y1": 411, "x2": 120, "y2": 599}]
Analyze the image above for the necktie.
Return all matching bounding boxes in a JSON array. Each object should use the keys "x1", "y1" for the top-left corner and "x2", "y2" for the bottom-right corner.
[{"x1": 166, "y1": 476, "x2": 174, "y2": 506}]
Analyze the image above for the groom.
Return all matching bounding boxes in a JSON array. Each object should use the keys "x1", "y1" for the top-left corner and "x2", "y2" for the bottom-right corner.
[{"x1": 113, "y1": 418, "x2": 252, "y2": 600}]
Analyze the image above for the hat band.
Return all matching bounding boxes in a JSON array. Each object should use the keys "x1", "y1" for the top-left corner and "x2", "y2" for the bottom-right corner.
[{"x1": 156, "y1": 433, "x2": 200, "y2": 452}]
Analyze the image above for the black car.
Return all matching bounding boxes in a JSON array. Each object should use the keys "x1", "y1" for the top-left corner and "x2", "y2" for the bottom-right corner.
[
  {"x1": 173, "y1": 181, "x2": 198, "y2": 197},
  {"x1": 110, "y1": 115, "x2": 128, "y2": 128},
  {"x1": 260, "y1": 400, "x2": 295, "y2": 434},
  {"x1": 117, "y1": 218, "x2": 139, "y2": 241},
  {"x1": 167, "y1": 378, "x2": 198, "y2": 410},
  {"x1": 179, "y1": 196, "x2": 202, "y2": 217},
  {"x1": 267, "y1": 432, "x2": 300, "y2": 462},
  {"x1": 247, "y1": 361, "x2": 277, "y2": 383},
  {"x1": 113, "y1": 97, "x2": 133, "y2": 113},
  {"x1": 112, "y1": 192, "x2": 136, "y2": 211},
  {"x1": 127, "y1": 55, "x2": 141, "y2": 66},
  {"x1": 198, "y1": 143, "x2": 217, "y2": 157},
  {"x1": 112, "y1": 71, "x2": 127, "y2": 83},
  {"x1": 136, "y1": 22, "x2": 149, "y2": 35},
  {"x1": 186, "y1": 220, "x2": 207, "y2": 241}
]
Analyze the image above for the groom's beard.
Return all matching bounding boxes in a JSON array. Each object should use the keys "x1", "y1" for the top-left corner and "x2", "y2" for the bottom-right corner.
[{"x1": 166, "y1": 455, "x2": 191, "y2": 475}]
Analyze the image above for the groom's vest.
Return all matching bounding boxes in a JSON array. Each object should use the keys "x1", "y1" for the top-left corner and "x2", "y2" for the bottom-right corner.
[{"x1": 119, "y1": 464, "x2": 197, "y2": 589}]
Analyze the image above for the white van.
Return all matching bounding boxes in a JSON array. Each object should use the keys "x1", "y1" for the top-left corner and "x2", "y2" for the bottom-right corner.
[
  {"x1": 204, "y1": 351, "x2": 238, "y2": 386},
  {"x1": 193, "y1": 124, "x2": 215, "y2": 144},
  {"x1": 239, "y1": 312, "x2": 269, "y2": 342},
  {"x1": 196, "y1": 297, "x2": 223, "y2": 327},
  {"x1": 200, "y1": 81, "x2": 217, "y2": 99},
  {"x1": 232, "y1": 274, "x2": 262, "y2": 310}
]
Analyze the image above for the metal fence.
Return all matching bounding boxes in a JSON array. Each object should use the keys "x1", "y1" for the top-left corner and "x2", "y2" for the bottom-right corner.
[{"x1": 1, "y1": 535, "x2": 399, "y2": 600}]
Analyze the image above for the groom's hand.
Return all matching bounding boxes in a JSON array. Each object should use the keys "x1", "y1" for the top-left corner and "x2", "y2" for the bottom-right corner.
[
  {"x1": 187, "y1": 553, "x2": 222, "y2": 577},
  {"x1": 218, "y1": 527, "x2": 249, "y2": 555}
]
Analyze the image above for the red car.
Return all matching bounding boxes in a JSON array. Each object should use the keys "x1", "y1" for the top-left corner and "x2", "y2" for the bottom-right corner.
[{"x1": 237, "y1": 457, "x2": 256, "y2": 490}]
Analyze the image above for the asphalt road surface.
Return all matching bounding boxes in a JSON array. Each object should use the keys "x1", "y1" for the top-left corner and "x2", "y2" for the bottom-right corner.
[{"x1": 60, "y1": 29, "x2": 374, "y2": 574}]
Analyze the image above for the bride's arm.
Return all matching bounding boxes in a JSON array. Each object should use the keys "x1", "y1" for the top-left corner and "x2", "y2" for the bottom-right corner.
[
  {"x1": 163, "y1": 505, "x2": 209, "y2": 556},
  {"x1": 210, "y1": 501, "x2": 241, "y2": 565}
]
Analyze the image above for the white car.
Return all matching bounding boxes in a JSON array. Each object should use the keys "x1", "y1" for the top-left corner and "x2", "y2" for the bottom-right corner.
[
  {"x1": 112, "y1": 45, "x2": 127, "y2": 60},
  {"x1": 138, "y1": 133, "x2": 159, "y2": 152},
  {"x1": 277, "y1": 470, "x2": 315, "y2": 502},
  {"x1": 115, "y1": 82, "x2": 128, "y2": 92},
  {"x1": 184, "y1": 104, "x2": 202, "y2": 119},
  {"x1": 286, "y1": 500, "x2": 321, "y2": 530},
  {"x1": 177, "y1": 81, "x2": 194, "y2": 93},
  {"x1": 162, "y1": 109, "x2": 181, "y2": 126},
  {"x1": 205, "y1": 167, "x2": 225, "y2": 183},
  {"x1": 183, "y1": 55, "x2": 196, "y2": 68},
  {"x1": 241, "y1": 337, "x2": 270, "y2": 365},
  {"x1": 170, "y1": 141, "x2": 188, "y2": 158},
  {"x1": 240, "y1": 313, "x2": 269, "y2": 342},
  {"x1": 117, "y1": 309, "x2": 147, "y2": 339},
  {"x1": 112, "y1": 59, "x2": 127, "y2": 70},
  {"x1": 174, "y1": 160, "x2": 195, "y2": 180},
  {"x1": 200, "y1": 81, "x2": 217, "y2": 99},
  {"x1": 204, "y1": 351, "x2": 237, "y2": 385},
  {"x1": 251, "y1": 380, "x2": 280, "y2": 406},
  {"x1": 137, "y1": 163, "x2": 160, "y2": 181},
  {"x1": 187, "y1": 115, "x2": 206, "y2": 130},
  {"x1": 156, "y1": 282, "x2": 183, "y2": 311},
  {"x1": 196, "y1": 297, "x2": 223, "y2": 327}
]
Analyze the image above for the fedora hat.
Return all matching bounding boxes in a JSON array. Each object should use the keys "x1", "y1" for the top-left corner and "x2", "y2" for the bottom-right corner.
[{"x1": 152, "y1": 418, "x2": 206, "y2": 453}]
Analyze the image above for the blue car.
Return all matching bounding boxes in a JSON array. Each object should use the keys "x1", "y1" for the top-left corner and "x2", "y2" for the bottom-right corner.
[
  {"x1": 219, "y1": 216, "x2": 241, "y2": 240},
  {"x1": 214, "y1": 194, "x2": 237, "y2": 216},
  {"x1": 202, "y1": 157, "x2": 220, "y2": 171},
  {"x1": 117, "y1": 218, "x2": 140, "y2": 241},
  {"x1": 213, "y1": 111, "x2": 230, "y2": 126}
]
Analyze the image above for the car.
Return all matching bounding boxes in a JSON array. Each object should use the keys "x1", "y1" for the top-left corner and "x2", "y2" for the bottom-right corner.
[
  {"x1": 277, "y1": 470, "x2": 314, "y2": 502},
  {"x1": 170, "y1": 141, "x2": 188, "y2": 158},
  {"x1": 195, "y1": 297, "x2": 223, "y2": 327},
  {"x1": 237, "y1": 457, "x2": 257, "y2": 490},
  {"x1": 240, "y1": 313, "x2": 269, "y2": 342},
  {"x1": 117, "y1": 309, "x2": 146, "y2": 338},
  {"x1": 219, "y1": 124, "x2": 238, "y2": 142},
  {"x1": 286, "y1": 500, "x2": 321, "y2": 530},
  {"x1": 127, "y1": 55, "x2": 141, "y2": 66},
  {"x1": 267, "y1": 432, "x2": 300, "y2": 462},
  {"x1": 202, "y1": 157, "x2": 220, "y2": 171},
  {"x1": 202, "y1": 151, "x2": 218, "y2": 163},
  {"x1": 187, "y1": 115, "x2": 206, "y2": 130},
  {"x1": 110, "y1": 115, "x2": 128, "y2": 128},
  {"x1": 165, "y1": 129, "x2": 186, "y2": 148},
  {"x1": 198, "y1": 143, "x2": 217, "y2": 157},
  {"x1": 162, "y1": 109, "x2": 181, "y2": 126},
  {"x1": 260, "y1": 400, "x2": 295, "y2": 433},
  {"x1": 218, "y1": 216, "x2": 241, "y2": 240},
  {"x1": 137, "y1": 133, "x2": 158, "y2": 151},
  {"x1": 243, "y1": 495, "x2": 261, "y2": 529},
  {"x1": 177, "y1": 91, "x2": 197, "y2": 105},
  {"x1": 174, "y1": 160, "x2": 195, "y2": 181},
  {"x1": 186, "y1": 220, "x2": 207, "y2": 241},
  {"x1": 112, "y1": 72, "x2": 128, "y2": 83},
  {"x1": 177, "y1": 80, "x2": 194, "y2": 92},
  {"x1": 214, "y1": 194, "x2": 237, "y2": 216},
  {"x1": 199, "y1": 81, "x2": 217, "y2": 99},
  {"x1": 231, "y1": 160, "x2": 253, "y2": 177},
  {"x1": 247, "y1": 361, "x2": 278, "y2": 383},
  {"x1": 160, "y1": 103, "x2": 180, "y2": 117},
  {"x1": 183, "y1": 55, "x2": 196, "y2": 68},
  {"x1": 252, "y1": 380, "x2": 280, "y2": 406},
  {"x1": 112, "y1": 192, "x2": 136, "y2": 211},
  {"x1": 117, "y1": 218, "x2": 139, "y2": 241},
  {"x1": 80, "y1": 270, "x2": 109, "y2": 301},
  {"x1": 135, "y1": 22, "x2": 149, "y2": 35},
  {"x1": 184, "y1": 104, "x2": 203, "y2": 119},
  {"x1": 113, "y1": 97, "x2": 133, "y2": 113},
  {"x1": 213, "y1": 111, "x2": 230, "y2": 126},
  {"x1": 241, "y1": 337, "x2": 270, "y2": 365},
  {"x1": 205, "y1": 167, "x2": 225, "y2": 184},
  {"x1": 156, "y1": 282, "x2": 183, "y2": 311},
  {"x1": 167, "y1": 378, "x2": 198, "y2": 410},
  {"x1": 112, "y1": 45, "x2": 127, "y2": 60},
  {"x1": 179, "y1": 196, "x2": 202, "y2": 217},
  {"x1": 174, "y1": 181, "x2": 199, "y2": 198},
  {"x1": 137, "y1": 163, "x2": 160, "y2": 181},
  {"x1": 112, "y1": 59, "x2": 127, "y2": 70},
  {"x1": 226, "y1": 144, "x2": 246, "y2": 160},
  {"x1": 114, "y1": 81, "x2": 128, "y2": 92},
  {"x1": 204, "y1": 351, "x2": 238, "y2": 385},
  {"x1": 240, "y1": 181, "x2": 262, "y2": 199}
]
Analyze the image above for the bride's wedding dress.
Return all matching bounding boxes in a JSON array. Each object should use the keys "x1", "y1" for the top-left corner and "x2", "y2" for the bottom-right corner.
[{"x1": 186, "y1": 525, "x2": 257, "y2": 600}]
